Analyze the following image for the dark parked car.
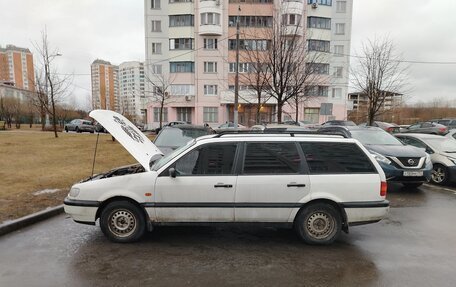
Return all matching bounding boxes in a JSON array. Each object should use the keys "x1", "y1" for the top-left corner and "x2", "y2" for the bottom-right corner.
[
  {"x1": 359, "y1": 121, "x2": 401, "y2": 133},
  {"x1": 322, "y1": 120, "x2": 356, "y2": 126},
  {"x1": 396, "y1": 133, "x2": 456, "y2": 185},
  {"x1": 155, "y1": 121, "x2": 187, "y2": 134},
  {"x1": 401, "y1": 122, "x2": 448, "y2": 135},
  {"x1": 65, "y1": 119, "x2": 95, "y2": 133},
  {"x1": 317, "y1": 126, "x2": 432, "y2": 188},
  {"x1": 154, "y1": 124, "x2": 214, "y2": 155}
]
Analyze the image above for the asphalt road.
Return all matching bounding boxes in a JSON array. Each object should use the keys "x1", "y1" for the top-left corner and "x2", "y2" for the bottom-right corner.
[{"x1": 1, "y1": 183, "x2": 456, "y2": 287}]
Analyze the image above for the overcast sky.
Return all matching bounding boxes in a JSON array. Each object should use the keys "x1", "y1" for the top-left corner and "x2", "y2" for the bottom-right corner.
[{"x1": 1, "y1": 0, "x2": 455, "y2": 108}]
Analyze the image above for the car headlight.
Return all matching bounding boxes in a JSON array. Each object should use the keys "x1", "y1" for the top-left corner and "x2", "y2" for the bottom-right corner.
[
  {"x1": 69, "y1": 187, "x2": 80, "y2": 197},
  {"x1": 371, "y1": 151, "x2": 391, "y2": 165}
]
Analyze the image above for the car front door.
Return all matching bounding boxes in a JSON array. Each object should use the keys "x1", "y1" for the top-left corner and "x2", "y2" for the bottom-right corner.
[
  {"x1": 235, "y1": 141, "x2": 310, "y2": 222},
  {"x1": 154, "y1": 142, "x2": 239, "y2": 222}
]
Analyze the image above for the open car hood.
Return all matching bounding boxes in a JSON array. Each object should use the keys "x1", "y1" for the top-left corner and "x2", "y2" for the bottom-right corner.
[{"x1": 89, "y1": 110, "x2": 163, "y2": 171}]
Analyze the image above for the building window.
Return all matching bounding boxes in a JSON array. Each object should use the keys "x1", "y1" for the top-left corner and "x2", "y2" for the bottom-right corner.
[
  {"x1": 336, "y1": 0, "x2": 346, "y2": 12},
  {"x1": 169, "y1": 38, "x2": 194, "y2": 50},
  {"x1": 333, "y1": 45, "x2": 344, "y2": 56},
  {"x1": 282, "y1": 14, "x2": 302, "y2": 26},
  {"x1": 151, "y1": 0, "x2": 161, "y2": 9},
  {"x1": 307, "y1": 17, "x2": 331, "y2": 29},
  {"x1": 169, "y1": 15, "x2": 194, "y2": 27},
  {"x1": 305, "y1": 85, "x2": 329, "y2": 97},
  {"x1": 150, "y1": 64, "x2": 162, "y2": 74},
  {"x1": 201, "y1": 13, "x2": 221, "y2": 25},
  {"x1": 151, "y1": 43, "x2": 162, "y2": 54},
  {"x1": 335, "y1": 23, "x2": 345, "y2": 35},
  {"x1": 306, "y1": 63, "x2": 329, "y2": 74},
  {"x1": 170, "y1": 62, "x2": 195, "y2": 73},
  {"x1": 177, "y1": 107, "x2": 192, "y2": 123},
  {"x1": 228, "y1": 39, "x2": 270, "y2": 50},
  {"x1": 169, "y1": 0, "x2": 193, "y2": 3},
  {"x1": 204, "y1": 62, "x2": 217, "y2": 73},
  {"x1": 204, "y1": 85, "x2": 218, "y2": 95},
  {"x1": 153, "y1": 107, "x2": 168, "y2": 122},
  {"x1": 204, "y1": 38, "x2": 218, "y2": 49},
  {"x1": 304, "y1": 108, "x2": 320, "y2": 123},
  {"x1": 307, "y1": 0, "x2": 332, "y2": 5},
  {"x1": 203, "y1": 107, "x2": 218, "y2": 122},
  {"x1": 229, "y1": 62, "x2": 253, "y2": 73},
  {"x1": 228, "y1": 16, "x2": 273, "y2": 27},
  {"x1": 170, "y1": 84, "x2": 195, "y2": 96},
  {"x1": 151, "y1": 20, "x2": 161, "y2": 32},
  {"x1": 333, "y1": 66, "x2": 343, "y2": 77},
  {"x1": 332, "y1": 88, "x2": 342, "y2": 99},
  {"x1": 308, "y1": 40, "x2": 330, "y2": 52}
]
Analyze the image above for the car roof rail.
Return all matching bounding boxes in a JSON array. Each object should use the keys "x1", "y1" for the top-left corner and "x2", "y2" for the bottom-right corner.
[{"x1": 212, "y1": 130, "x2": 348, "y2": 138}]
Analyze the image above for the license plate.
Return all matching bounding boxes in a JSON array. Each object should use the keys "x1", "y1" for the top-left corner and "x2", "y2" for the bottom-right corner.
[{"x1": 403, "y1": 171, "x2": 423, "y2": 177}]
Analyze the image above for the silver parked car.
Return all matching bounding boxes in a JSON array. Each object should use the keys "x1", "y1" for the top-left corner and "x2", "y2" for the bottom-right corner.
[
  {"x1": 401, "y1": 122, "x2": 448, "y2": 135},
  {"x1": 65, "y1": 119, "x2": 95, "y2": 133},
  {"x1": 395, "y1": 133, "x2": 456, "y2": 185}
]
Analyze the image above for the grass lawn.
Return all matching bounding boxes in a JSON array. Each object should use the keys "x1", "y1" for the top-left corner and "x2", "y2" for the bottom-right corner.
[{"x1": 0, "y1": 130, "x2": 148, "y2": 223}]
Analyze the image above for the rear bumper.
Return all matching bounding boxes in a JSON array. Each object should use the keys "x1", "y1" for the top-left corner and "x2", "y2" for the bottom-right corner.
[{"x1": 341, "y1": 200, "x2": 389, "y2": 225}]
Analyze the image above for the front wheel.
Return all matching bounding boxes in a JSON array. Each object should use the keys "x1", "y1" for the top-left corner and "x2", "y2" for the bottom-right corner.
[
  {"x1": 100, "y1": 201, "x2": 146, "y2": 243},
  {"x1": 431, "y1": 164, "x2": 449, "y2": 185},
  {"x1": 294, "y1": 203, "x2": 341, "y2": 245}
]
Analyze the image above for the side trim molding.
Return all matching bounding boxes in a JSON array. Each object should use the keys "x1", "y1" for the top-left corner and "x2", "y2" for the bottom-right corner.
[{"x1": 64, "y1": 198, "x2": 100, "y2": 207}]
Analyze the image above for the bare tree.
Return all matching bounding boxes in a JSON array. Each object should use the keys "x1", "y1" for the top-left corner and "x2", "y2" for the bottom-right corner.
[
  {"x1": 351, "y1": 37, "x2": 408, "y2": 125},
  {"x1": 33, "y1": 29, "x2": 72, "y2": 137},
  {"x1": 143, "y1": 71, "x2": 176, "y2": 129}
]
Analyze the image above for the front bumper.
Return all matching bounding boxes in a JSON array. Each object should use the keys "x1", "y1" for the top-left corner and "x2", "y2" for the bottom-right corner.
[
  {"x1": 64, "y1": 198, "x2": 99, "y2": 223},
  {"x1": 379, "y1": 161, "x2": 432, "y2": 183}
]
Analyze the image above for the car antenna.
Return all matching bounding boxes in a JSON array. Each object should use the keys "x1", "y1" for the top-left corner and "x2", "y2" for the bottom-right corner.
[{"x1": 91, "y1": 132, "x2": 100, "y2": 178}]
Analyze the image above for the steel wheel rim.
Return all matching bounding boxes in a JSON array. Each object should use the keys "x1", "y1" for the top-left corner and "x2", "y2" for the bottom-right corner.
[
  {"x1": 306, "y1": 212, "x2": 335, "y2": 239},
  {"x1": 108, "y1": 209, "x2": 137, "y2": 238},
  {"x1": 432, "y1": 167, "x2": 446, "y2": 183}
]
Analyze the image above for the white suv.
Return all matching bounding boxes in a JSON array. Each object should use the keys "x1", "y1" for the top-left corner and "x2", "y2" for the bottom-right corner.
[{"x1": 64, "y1": 110, "x2": 389, "y2": 245}]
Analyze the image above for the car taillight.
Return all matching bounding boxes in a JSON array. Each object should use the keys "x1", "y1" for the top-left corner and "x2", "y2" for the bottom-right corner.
[
  {"x1": 380, "y1": 181, "x2": 387, "y2": 197},
  {"x1": 439, "y1": 127, "x2": 447, "y2": 133},
  {"x1": 386, "y1": 127, "x2": 393, "y2": 133}
]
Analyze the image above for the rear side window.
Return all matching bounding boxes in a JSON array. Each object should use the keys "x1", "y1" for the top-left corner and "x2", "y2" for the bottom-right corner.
[
  {"x1": 300, "y1": 142, "x2": 376, "y2": 174},
  {"x1": 175, "y1": 143, "x2": 237, "y2": 175},
  {"x1": 242, "y1": 142, "x2": 300, "y2": 174}
]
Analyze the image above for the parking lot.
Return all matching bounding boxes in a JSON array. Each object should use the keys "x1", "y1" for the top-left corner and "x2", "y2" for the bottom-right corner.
[{"x1": 0, "y1": 183, "x2": 455, "y2": 286}]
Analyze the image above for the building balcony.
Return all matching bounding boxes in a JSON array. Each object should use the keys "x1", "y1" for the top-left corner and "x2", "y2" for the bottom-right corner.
[{"x1": 199, "y1": 24, "x2": 223, "y2": 36}]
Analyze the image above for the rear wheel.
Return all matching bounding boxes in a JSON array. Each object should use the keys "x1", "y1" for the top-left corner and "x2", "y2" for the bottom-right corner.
[
  {"x1": 431, "y1": 164, "x2": 449, "y2": 185},
  {"x1": 65, "y1": 127, "x2": 68, "y2": 132},
  {"x1": 100, "y1": 201, "x2": 146, "y2": 243},
  {"x1": 75, "y1": 127, "x2": 80, "y2": 133},
  {"x1": 294, "y1": 203, "x2": 341, "y2": 245},
  {"x1": 402, "y1": 182, "x2": 423, "y2": 189}
]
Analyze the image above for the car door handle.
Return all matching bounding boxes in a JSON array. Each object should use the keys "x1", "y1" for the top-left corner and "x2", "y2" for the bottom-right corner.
[
  {"x1": 287, "y1": 183, "x2": 306, "y2": 187},
  {"x1": 214, "y1": 184, "x2": 233, "y2": 188}
]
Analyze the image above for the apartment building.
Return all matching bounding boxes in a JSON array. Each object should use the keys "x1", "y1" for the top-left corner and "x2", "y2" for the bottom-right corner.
[
  {"x1": 118, "y1": 61, "x2": 146, "y2": 123},
  {"x1": 0, "y1": 45, "x2": 35, "y2": 92},
  {"x1": 144, "y1": 0, "x2": 353, "y2": 127},
  {"x1": 91, "y1": 59, "x2": 119, "y2": 111}
]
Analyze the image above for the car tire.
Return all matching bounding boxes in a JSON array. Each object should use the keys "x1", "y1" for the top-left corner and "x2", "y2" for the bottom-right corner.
[
  {"x1": 90, "y1": 131, "x2": 94, "y2": 134},
  {"x1": 294, "y1": 203, "x2": 341, "y2": 245},
  {"x1": 65, "y1": 127, "x2": 68, "y2": 132},
  {"x1": 75, "y1": 127, "x2": 80, "y2": 133},
  {"x1": 402, "y1": 182, "x2": 423, "y2": 189},
  {"x1": 431, "y1": 164, "x2": 449, "y2": 185},
  {"x1": 100, "y1": 201, "x2": 146, "y2": 243}
]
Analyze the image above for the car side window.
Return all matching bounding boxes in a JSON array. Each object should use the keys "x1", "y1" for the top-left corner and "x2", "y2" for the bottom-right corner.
[
  {"x1": 174, "y1": 143, "x2": 237, "y2": 175},
  {"x1": 300, "y1": 142, "x2": 376, "y2": 174},
  {"x1": 409, "y1": 124, "x2": 420, "y2": 129},
  {"x1": 405, "y1": 138, "x2": 427, "y2": 149},
  {"x1": 242, "y1": 142, "x2": 300, "y2": 175},
  {"x1": 422, "y1": 123, "x2": 432, "y2": 128}
]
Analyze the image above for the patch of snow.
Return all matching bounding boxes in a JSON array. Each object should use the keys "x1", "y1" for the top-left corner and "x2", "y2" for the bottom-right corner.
[{"x1": 32, "y1": 189, "x2": 60, "y2": 196}]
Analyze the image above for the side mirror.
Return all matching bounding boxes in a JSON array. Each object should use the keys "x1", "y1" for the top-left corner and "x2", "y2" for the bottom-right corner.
[
  {"x1": 169, "y1": 167, "x2": 177, "y2": 178},
  {"x1": 426, "y1": 148, "x2": 434, "y2": 154}
]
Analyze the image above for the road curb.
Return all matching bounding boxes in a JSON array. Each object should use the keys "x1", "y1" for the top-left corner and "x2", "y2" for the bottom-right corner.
[{"x1": 0, "y1": 204, "x2": 64, "y2": 236}]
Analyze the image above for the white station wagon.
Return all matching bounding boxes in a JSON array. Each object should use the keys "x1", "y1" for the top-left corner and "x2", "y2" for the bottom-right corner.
[{"x1": 64, "y1": 110, "x2": 389, "y2": 245}]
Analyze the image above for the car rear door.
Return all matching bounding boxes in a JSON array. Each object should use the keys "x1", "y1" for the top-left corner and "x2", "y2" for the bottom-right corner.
[
  {"x1": 154, "y1": 142, "x2": 239, "y2": 222},
  {"x1": 234, "y1": 141, "x2": 310, "y2": 222}
]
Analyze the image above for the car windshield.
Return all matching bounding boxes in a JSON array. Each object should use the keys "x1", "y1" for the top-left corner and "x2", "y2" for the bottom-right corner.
[
  {"x1": 426, "y1": 138, "x2": 456, "y2": 153},
  {"x1": 82, "y1": 121, "x2": 92, "y2": 125},
  {"x1": 350, "y1": 130, "x2": 403, "y2": 145},
  {"x1": 155, "y1": 127, "x2": 210, "y2": 147},
  {"x1": 151, "y1": 140, "x2": 196, "y2": 171}
]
